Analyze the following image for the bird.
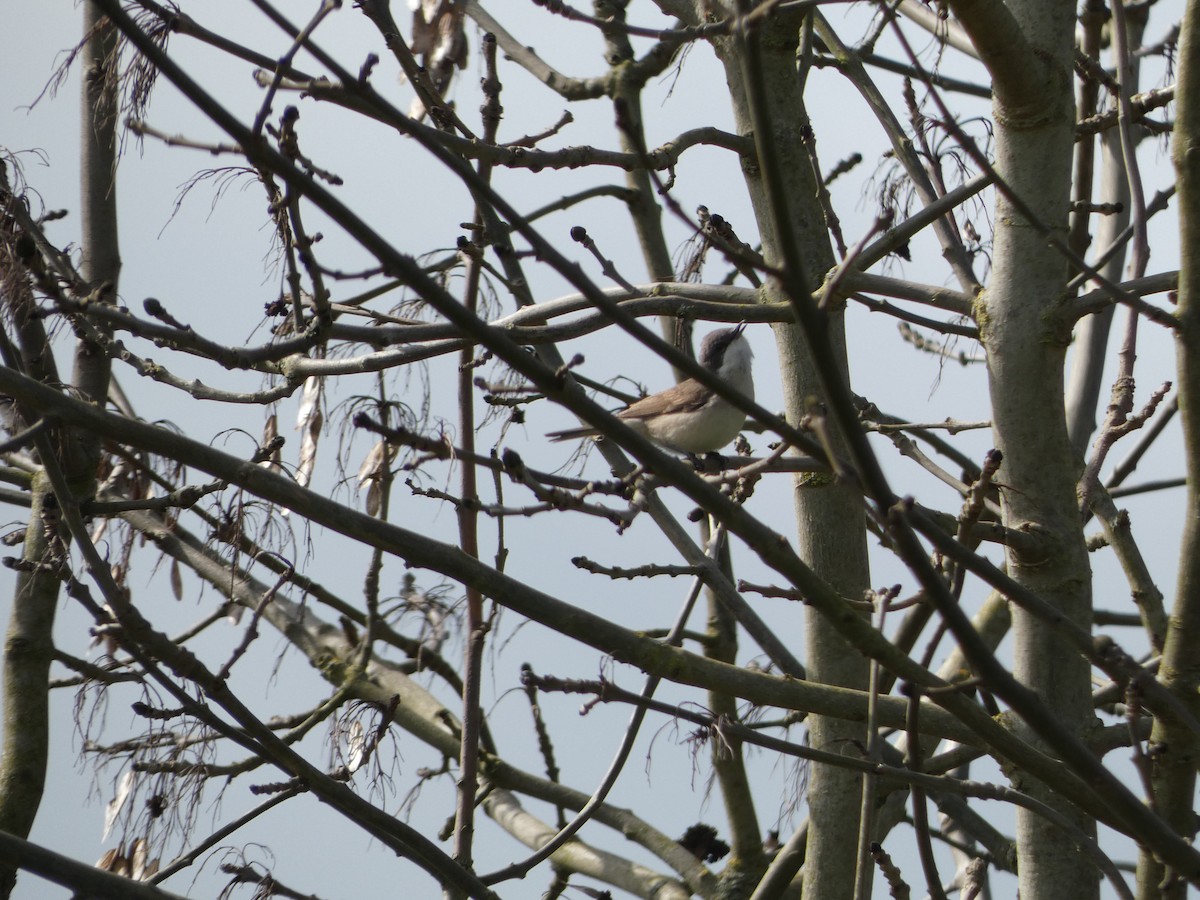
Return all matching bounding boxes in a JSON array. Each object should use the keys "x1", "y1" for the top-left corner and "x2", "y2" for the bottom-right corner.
[{"x1": 546, "y1": 324, "x2": 754, "y2": 454}]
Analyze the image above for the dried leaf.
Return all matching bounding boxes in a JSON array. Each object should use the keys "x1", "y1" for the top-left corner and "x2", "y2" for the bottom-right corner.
[
  {"x1": 96, "y1": 845, "x2": 123, "y2": 872},
  {"x1": 411, "y1": 4, "x2": 438, "y2": 57},
  {"x1": 130, "y1": 838, "x2": 148, "y2": 879},
  {"x1": 90, "y1": 460, "x2": 121, "y2": 545},
  {"x1": 433, "y1": 5, "x2": 468, "y2": 71},
  {"x1": 294, "y1": 377, "x2": 322, "y2": 490},
  {"x1": 102, "y1": 770, "x2": 135, "y2": 841},
  {"x1": 90, "y1": 517, "x2": 109, "y2": 546},
  {"x1": 169, "y1": 559, "x2": 183, "y2": 601},
  {"x1": 347, "y1": 719, "x2": 366, "y2": 773},
  {"x1": 98, "y1": 845, "x2": 132, "y2": 878},
  {"x1": 357, "y1": 440, "x2": 392, "y2": 516},
  {"x1": 356, "y1": 440, "x2": 387, "y2": 490},
  {"x1": 408, "y1": 0, "x2": 467, "y2": 119}
]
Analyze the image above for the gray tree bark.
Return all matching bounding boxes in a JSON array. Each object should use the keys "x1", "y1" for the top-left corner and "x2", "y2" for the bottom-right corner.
[
  {"x1": 0, "y1": 4, "x2": 120, "y2": 896},
  {"x1": 1143, "y1": 1, "x2": 1200, "y2": 896},
  {"x1": 953, "y1": 1, "x2": 1099, "y2": 897},
  {"x1": 705, "y1": 9, "x2": 871, "y2": 899}
]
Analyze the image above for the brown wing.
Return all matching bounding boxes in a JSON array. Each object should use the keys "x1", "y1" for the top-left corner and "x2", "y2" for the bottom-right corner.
[{"x1": 617, "y1": 378, "x2": 708, "y2": 421}]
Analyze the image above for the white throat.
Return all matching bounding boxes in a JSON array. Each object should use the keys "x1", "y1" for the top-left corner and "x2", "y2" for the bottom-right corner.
[{"x1": 716, "y1": 336, "x2": 754, "y2": 399}]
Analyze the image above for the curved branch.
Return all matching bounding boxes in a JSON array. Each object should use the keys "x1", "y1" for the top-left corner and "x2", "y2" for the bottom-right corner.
[{"x1": 942, "y1": 0, "x2": 1049, "y2": 110}]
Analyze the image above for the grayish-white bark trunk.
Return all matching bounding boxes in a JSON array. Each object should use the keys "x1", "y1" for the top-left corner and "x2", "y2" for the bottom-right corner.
[
  {"x1": 0, "y1": 5, "x2": 120, "y2": 896},
  {"x1": 974, "y1": 1, "x2": 1098, "y2": 897},
  {"x1": 1143, "y1": 2, "x2": 1200, "y2": 896},
  {"x1": 705, "y1": 9, "x2": 871, "y2": 899}
]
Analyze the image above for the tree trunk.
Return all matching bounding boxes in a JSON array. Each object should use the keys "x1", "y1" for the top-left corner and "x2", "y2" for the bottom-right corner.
[
  {"x1": 1142, "y1": 1, "x2": 1200, "y2": 896},
  {"x1": 0, "y1": 5, "x2": 120, "y2": 894},
  {"x1": 708, "y1": 9, "x2": 871, "y2": 899},
  {"x1": 970, "y1": 1, "x2": 1098, "y2": 897}
]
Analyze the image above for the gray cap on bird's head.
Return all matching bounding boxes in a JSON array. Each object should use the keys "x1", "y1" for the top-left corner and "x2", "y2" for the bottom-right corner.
[{"x1": 699, "y1": 322, "x2": 750, "y2": 372}]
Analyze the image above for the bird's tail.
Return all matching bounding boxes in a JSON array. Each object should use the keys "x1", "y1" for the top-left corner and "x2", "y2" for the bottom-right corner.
[{"x1": 545, "y1": 427, "x2": 599, "y2": 443}]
